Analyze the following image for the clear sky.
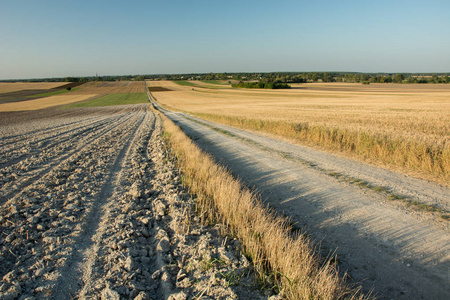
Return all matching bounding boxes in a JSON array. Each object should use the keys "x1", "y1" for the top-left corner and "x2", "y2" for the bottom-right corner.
[{"x1": 1, "y1": 0, "x2": 449, "y2": 80}]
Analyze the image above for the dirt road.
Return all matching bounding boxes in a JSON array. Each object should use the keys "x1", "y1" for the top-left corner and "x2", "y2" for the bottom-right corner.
[
  {"x1": 0, "y1": 105, "x2": 268, "y2": 299},
  {"x1": 159, "y1": 106, "x2": 450, "y2": 299}
]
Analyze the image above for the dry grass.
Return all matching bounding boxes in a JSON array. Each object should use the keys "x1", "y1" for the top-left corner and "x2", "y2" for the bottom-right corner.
[
  {"x1": 149, "y1": 81, "x2": 450, "y2": 185},
  {"x1": 0, "y1": 94, "x2": 97, "y2": 112},
  {"x1": 160, "y1": 112, "x2": 366, "y2": 299},
  {"x1": 0, "y1": 82, "x2": 68, "y2": 93}
]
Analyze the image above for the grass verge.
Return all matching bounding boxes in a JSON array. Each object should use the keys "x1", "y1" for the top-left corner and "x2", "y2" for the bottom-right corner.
[
  {"x1": 188, "y1": 113, "x2": 449, "y2": 185},
  {"x1": 160, "y1": 112, "x2": 366, "y2": 299},
  {"x1": 62, "y1": 93, "x2": 147, "y2": 107}
]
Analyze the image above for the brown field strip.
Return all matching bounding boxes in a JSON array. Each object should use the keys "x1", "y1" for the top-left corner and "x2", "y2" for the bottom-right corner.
[{"x1": 148, "y1": 81, "x2": 450, "y2": 184}]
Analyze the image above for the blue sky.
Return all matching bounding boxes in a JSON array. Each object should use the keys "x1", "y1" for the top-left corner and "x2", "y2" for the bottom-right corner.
[{"x1": 0, "y1": 0, "x2": 449, "y2": 79}]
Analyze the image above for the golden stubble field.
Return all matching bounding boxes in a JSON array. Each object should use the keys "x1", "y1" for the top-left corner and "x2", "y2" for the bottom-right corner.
[
  {"x1": 148, "y1": 80, "x2": 450, "y2": 184},
  {"x1": 0, "y1": 81, "x2": 145, "y2": 112}
]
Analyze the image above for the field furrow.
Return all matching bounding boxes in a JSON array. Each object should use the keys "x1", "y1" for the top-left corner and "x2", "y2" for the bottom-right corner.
[
  {"x1": 0, "y1": 106, "x2": 147, "y2": 296},
  {"x1": 0, "y1": 113, "x2": 116, "y2": 154},
  {"x1": 51, "y1": 107, "x2": 150, "y2": 298},
  {"x1": 0, "y1": 111, "x2": 137, "y2": 205},
  {"x1": 0, "y1": 114, "x2": 122, "y2": 169}
]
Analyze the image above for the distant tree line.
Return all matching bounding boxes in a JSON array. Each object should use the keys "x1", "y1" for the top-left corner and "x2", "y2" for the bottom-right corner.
[
  {"x1": 232, "y1": 81, "x2": 291, "y2": 89},
  {"x1": 2, "y1": 72, "x2": 449, "y2": 84}
]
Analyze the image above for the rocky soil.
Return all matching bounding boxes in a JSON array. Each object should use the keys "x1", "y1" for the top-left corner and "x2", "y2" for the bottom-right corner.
[{"x1": 0, "y1": 105, "x2": 270, "y2": 300}]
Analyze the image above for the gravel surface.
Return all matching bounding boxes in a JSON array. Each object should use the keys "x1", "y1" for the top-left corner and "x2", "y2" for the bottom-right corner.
[
  {"x1": 158, "y1": 106, "x2": 450, "y2": 300},
  {"x1": 0, "y1": 105, "x2": 269, "y2": 300}
]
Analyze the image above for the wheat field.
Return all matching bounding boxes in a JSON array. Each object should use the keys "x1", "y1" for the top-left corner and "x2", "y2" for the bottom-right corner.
[{"x1": 148, "y1": 81, "x2": 450, "y2": 184}]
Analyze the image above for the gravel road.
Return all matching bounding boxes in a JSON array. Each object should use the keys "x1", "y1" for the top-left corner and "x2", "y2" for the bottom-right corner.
[
  {"x1": 158, "y1": 105, "x2": 450, "y2": 300},
  {"x1": 0, "y1": 105, "x2": 269, "y2": 300}
]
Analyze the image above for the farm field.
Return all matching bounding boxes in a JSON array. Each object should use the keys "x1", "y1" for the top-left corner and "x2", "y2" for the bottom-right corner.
[
  {"x1": 0, "y1": 94, "x2": 97, "y2": 112},
  {"x1": 62, "y1": 93, "x2": 148, "y2": 108},
  {"x1": 0, "y1": 104, "x2": 274, "y2": 299},
  {"x1": 2, "y1": 80, "x2": 448, "y2": 299},
  {"x1": 0, "y1": 81, "x2": 145, "y2": 111},
  {"x1": 0, "y1": 83, "x2": 84, "y2": 105},
  {"x1": 148, "y1": 81, "x2": 450, "y2": 184},
  {"x1": 70, "y1": 81, "x2": 145, "y2": 95},
  {"x1": 0, "y1": 82, "x2": 68, "y2": 94}
]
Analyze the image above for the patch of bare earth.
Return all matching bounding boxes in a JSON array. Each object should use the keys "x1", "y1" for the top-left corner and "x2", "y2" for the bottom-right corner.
[{"x1": 0, "y1": 105, "x2": 269, "y2": 299}]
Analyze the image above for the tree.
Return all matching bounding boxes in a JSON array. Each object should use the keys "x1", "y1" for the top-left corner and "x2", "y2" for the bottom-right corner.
[
  {"x1": 65, "y1": 77, "x2": 79, "y2": 82},
  {"x1": 431, "y1": 75, "x2": 440, "y2": 83},
  {"x1": 360, "y1": 74, "x2": 370, "y2": 83},
  {"x1": 309, "y1": 72, "x2": 319, "y2": 82},
  {"x1": 394, "y1": 74, "x2": 404, "y2": 83},
  {"x1": 383, "y1": 76, "x2": 393, "y2": 83}
]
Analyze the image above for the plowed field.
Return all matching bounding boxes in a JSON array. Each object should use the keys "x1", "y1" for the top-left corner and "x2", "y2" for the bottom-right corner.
[{"x1": 0, "y1": 105, "x2": 267, "y2": 299}]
